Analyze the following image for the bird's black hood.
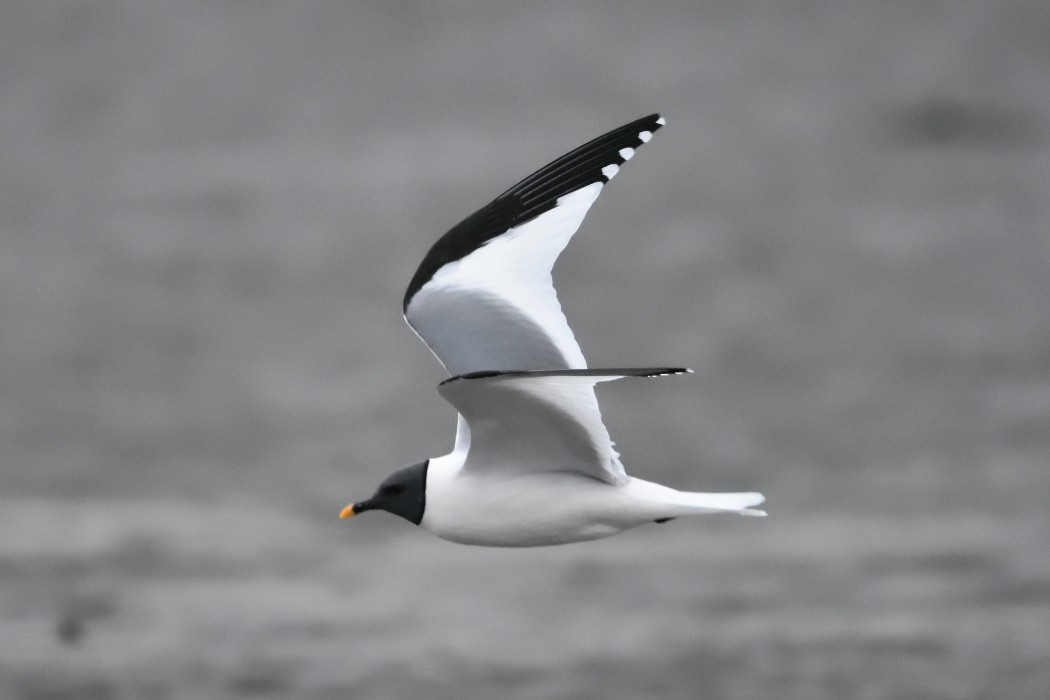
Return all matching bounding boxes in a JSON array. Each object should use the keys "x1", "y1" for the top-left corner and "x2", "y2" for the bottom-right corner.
[{"x1": 353, "y1": 460, "x2": 428, "y2": 525}]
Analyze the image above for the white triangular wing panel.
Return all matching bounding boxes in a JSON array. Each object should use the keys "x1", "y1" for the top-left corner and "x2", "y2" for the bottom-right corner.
[{"x1": 404, "y1": 115, "x2": 666, "y2": 376}]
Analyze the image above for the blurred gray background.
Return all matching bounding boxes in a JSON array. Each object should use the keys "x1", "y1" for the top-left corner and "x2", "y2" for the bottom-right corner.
[{"x1": 2, "y1": 1, "x2": 1049, "y2": 698}]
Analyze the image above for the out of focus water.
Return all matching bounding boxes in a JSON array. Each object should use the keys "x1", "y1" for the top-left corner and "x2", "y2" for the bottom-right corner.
[{"x1": 2, "y1": 2, "x2": 1049, "y2": 698}]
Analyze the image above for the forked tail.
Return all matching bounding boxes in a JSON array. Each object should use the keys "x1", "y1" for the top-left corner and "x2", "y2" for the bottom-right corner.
[
  {"x1": 626, "y1": 478, "x2": 767, "y2": 518},
  {"x1": 673, "y1": 490, "x2": 767, "y2": 517}
]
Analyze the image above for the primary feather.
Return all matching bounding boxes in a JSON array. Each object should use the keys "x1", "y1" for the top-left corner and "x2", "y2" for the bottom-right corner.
[{"x1": 404, "y1": 114, "x2": 666, "y2": 375}]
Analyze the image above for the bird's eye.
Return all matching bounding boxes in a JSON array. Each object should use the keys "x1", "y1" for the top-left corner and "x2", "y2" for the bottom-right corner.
[{"x1": 384, "y1": 484, "x2": 406, "y2": 496}]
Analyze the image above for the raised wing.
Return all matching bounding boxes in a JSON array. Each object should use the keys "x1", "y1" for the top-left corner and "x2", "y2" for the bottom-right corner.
[
  {"x1": 437, "y1": 368, "x2": 690, "y2": 485},
  {"x1": 404, "y1": 114, "x2": 666, "y2": 376}
]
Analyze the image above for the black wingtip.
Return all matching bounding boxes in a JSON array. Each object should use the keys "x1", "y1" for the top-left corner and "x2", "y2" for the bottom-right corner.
[
  {"x1": 403, "y1": 114, "x2": 667, "y2": 311},
  {"x1": 439, "y1": 367, "x2": 691, "y2": 386}
]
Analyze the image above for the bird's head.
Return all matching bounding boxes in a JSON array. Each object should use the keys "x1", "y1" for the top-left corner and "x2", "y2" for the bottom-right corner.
[{"x1": 339, "y1": 460, "x2": 428, "y2": 525}]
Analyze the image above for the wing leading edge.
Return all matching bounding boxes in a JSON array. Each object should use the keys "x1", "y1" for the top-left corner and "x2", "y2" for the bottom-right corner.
[{"x1": 437, "y1": 368, "x2": 690, "y2": 484}]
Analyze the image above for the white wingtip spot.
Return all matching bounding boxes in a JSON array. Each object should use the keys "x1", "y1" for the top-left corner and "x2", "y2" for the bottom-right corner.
[
  {"x1": 619, "y1": 147, "x2": 635, "y2": 161},
  {"x1": 601, "y1": 163, "x2": 620, "y2": 180},
  {"x1": 656, "y1": 116, "x2": 666, "y2": 126},
  {"x1": 638, "y1": 130, "x2": 653, "y2": 143}
]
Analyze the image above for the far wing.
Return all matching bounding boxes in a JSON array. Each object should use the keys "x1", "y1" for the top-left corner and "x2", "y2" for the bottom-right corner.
[
  {"x1": 404, "y1": 115, "x2": 666, "y2": 376},
  {"x1": 436, "y1": 368, "x2": 690, "y2": 485}
]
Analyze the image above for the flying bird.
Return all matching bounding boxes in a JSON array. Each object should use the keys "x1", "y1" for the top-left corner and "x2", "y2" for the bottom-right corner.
[{"x1": 341, "y1": 114, "x2": 765, "y2": 546}]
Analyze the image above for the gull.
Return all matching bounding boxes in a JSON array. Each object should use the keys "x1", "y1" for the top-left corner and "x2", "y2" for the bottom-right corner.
[{"x1": 341, "y1": 114, "x2": 765, "y2": 547}]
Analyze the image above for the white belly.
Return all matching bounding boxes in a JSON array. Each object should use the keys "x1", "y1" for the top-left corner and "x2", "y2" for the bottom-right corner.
[{"x1": 421, "y1": 467, "x2": 660, "y2": 547}]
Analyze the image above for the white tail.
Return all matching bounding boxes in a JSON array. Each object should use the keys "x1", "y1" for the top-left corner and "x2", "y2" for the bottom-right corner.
[
  {"x1": 625, "y1": 478, "x2": 767, "y2": 518},
  {"x1": 675, "y1": 491, "x2": 767, "y2": 517},
  {"x1": 667, "y1": 491, "x2": 768, "y2": 518}
]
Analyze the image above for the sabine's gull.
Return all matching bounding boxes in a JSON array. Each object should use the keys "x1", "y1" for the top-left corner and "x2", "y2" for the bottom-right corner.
[{"x1": 341, "y1": 114, "x2": 766, "y2": 547}]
